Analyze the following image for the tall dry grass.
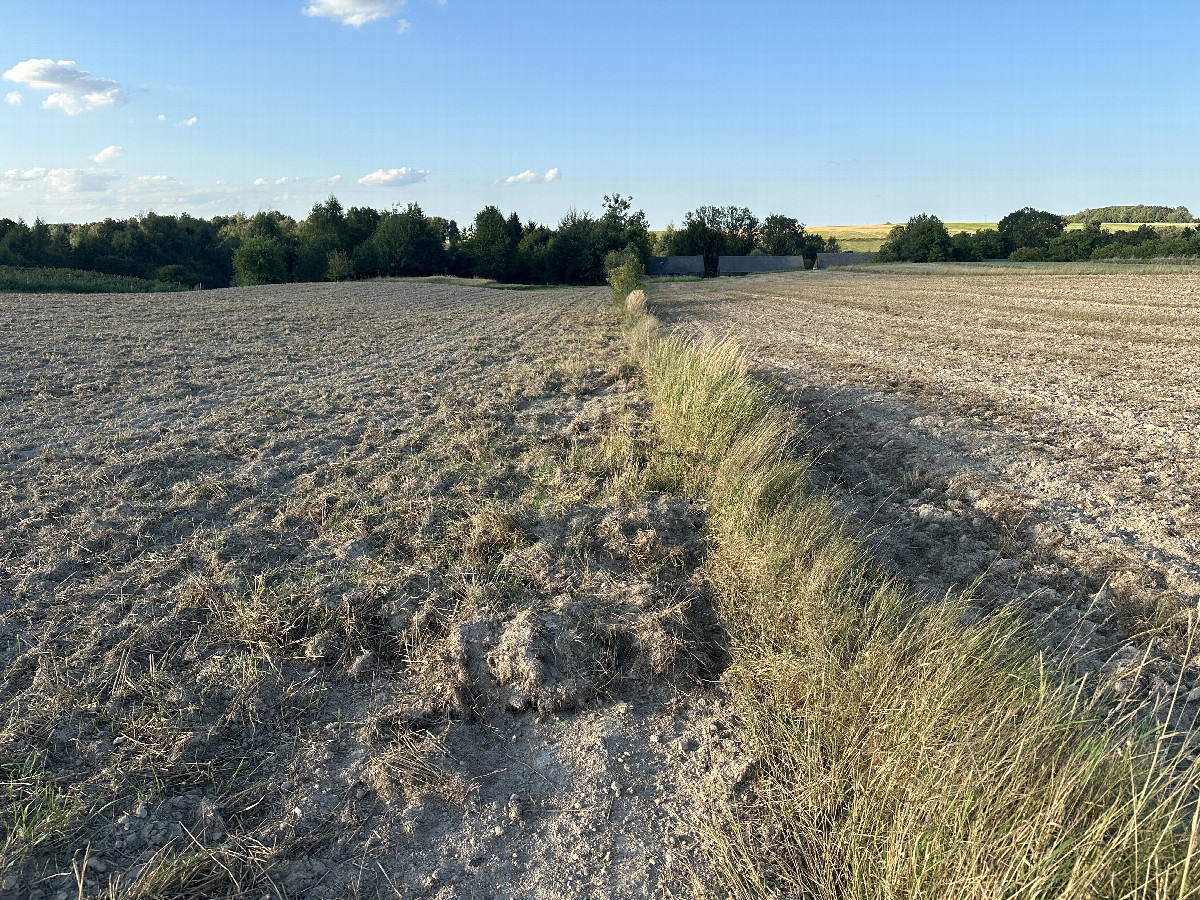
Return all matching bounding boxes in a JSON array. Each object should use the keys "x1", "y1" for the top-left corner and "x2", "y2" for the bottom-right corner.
[{"x1": 611, "y1": 285, "x2": 1200, "y2": 899}]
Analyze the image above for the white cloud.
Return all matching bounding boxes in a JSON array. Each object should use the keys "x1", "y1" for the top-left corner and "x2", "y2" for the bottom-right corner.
[
  {"x1": 358, "y1": 167, "x2": 428, "y2": 186},
  {"x1": 253, "y1": 177, "x2": 267, "y2": 186},
  {"x1": 504, "y1": 167, "x2": 561, "y2": 185},
  {"x1": 137, "y1": 174, "x2": 178, "y2": 184},
  {"x1": 47, "y1": 168, "x2": 120, "y2": 192},
  {"x1": 2, "y1": 59, "x2": 121, "y2": 115},
  {"x1": 276, "y1": 176, "x2": 290, "y2": 185},
  {"x1": 90, "y1": 145, "x2": 123, "y2": 164},
  {"x1": 396, "y1": 18, "x2": 411, "y2": 33},
  {"x1": 301, "y1": 0, "x2": 404, "y2": 26},
  {"x1": 176, "y1": 116, "x2": 197, "y2": 127},
  {"x1": 2, "y1": 167, "x2": 48, "y2": 183},
  {"x1": 157, "y1": 114, "x2": 166, "y2": 121},
  {"x1": 0, "y1": 167, "x2": 117, "y2": 193},
  {"x1": 329, "y1": 174, "x2": 343, "y2": 183},
  {"x1": 4, "y1": 92, "x2": 20, "y2": 106},
  {"x1": 1, "y1": 166, "x2": 125, "y2": 194}
]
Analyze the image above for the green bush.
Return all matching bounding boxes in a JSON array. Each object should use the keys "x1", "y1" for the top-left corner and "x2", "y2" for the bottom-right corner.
[
  {"x1": 604, "y1": 246, "x2": 645, "y2": 302},
  {"x1": 232, "y1": 235, "x2": 288, "y2": 286}
]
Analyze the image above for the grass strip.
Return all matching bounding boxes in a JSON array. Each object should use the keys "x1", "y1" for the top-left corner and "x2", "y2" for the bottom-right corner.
[
  {"x1": 0, "y1": 265, "x2": 187, "y2": 293},
  {"x1": 610, "y1": 283, "x2": 1200, "y2": 899}
]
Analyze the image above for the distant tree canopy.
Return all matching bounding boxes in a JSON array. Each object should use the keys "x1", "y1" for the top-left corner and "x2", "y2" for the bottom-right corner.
[
  {"x1": 11, "y1": 195, "x2": 1197, "y2": 291},
  {"x1": 1066, "y1": 205, "x2": 1195, "y2": 225},
  {"x1": 876, "y1": 214, "x2": 954, "y2": 263},
  {"x1": 0, "y1": 193, "x2": 653, "y2": 289},
  {"x1": 657, "y1": 207, "x2": 836, "y2": 275},
  {"x1": 998, "y1": 207, "x2": 1065, "y2": 253},
  {"x1": 874, "y1": 207, "x2": 1200, "y2": 265}
]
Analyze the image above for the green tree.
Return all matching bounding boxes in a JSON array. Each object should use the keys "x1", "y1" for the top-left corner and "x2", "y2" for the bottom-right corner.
[
  {"x1": 998, "y1": 207, "x2": 1065, "y2": 254},
  {"x1": 758, "y1": 214, "x2": 805, "y2": 256},
  {"x1": 463, "y1": 205, "x2": 520, "y2": 281},
  {"x1": 295, "y1": 196, "x2": 348, "y2": 282},
  {"x1": 877, "y1": 214, "x2": 954, "y2": 263},
  {"x1": 369, "y1": 203, "x2": 445, "y2": 276},
  {"x1": 232, "y1": 234, "x2": 287, "y2": 285}
]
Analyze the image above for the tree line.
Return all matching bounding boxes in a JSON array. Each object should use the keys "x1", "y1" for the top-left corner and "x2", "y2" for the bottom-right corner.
[
  {"x1": 877, "y1": 208, "x2": 1200, "y2": 264},
  {"x1": 0, "y1": 196, "x2": 841, "y2": 290},
  {"x1": 1065, "y1": 205, "x2": 1195, "y2": 225}
]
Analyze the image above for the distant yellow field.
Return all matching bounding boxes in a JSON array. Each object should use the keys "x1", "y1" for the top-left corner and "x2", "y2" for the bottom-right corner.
[{"x1": 808, "y1": 223, "x2": 996, "y2": 252}]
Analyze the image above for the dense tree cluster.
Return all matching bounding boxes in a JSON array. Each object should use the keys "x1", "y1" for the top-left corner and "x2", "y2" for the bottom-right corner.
[
  {"x1": 877, "y1": 208, "x2": 1200, "y2": 264},
  {"x1": 0, "y1": 193, "x2": 654, "y2": 289},
  {"x1": 1065, "y1": 205, "x2": 1194, "y2": 225},
  {"x1": 654, "y1": 207, "x2": 837, "y2": 276}
]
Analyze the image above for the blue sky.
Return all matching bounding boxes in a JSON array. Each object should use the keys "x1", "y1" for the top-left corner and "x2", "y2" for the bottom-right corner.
[{"x1": 1, "y1": 0, "x2": 1197, "y2": 228}]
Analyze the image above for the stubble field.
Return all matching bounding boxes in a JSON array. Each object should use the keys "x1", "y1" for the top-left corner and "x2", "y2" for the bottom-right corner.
[
  {"x1": 0, "y1": 282, "x2": 734, "y2": 898},
  {"x1": 652, "y1": 267, "x2": 1200, "y2": 701}
]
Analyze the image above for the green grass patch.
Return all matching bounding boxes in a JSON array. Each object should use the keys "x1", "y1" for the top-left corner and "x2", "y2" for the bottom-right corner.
[
  {"x1": 0, "y1": 265, "x2": 188, "y2": 294},
  {"x1": 610, "y1": 283, "x2": 1200, "y2": 899}
]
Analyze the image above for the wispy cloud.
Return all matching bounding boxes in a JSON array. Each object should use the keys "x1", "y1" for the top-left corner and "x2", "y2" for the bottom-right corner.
[
  {"x1": 358, "y1": 167, "x2": 428, "y2": 186},
  {"x1": 301, "y1": 0, "x2": 404, "y2": 27},
  {"x1": 90, "y1": 145, "x2": 123, "y2": 164},
  {"x1": 2, "y1": 167, "x2": 119, "y2": 193},
  {"x1": 2, "y1": 59, "x2": 121, "y2": 115},
  {"x1": 176, "y1": 115, "x2": 197, "y2": 127},
  {"x1": 396, "y1": 18, "x2": 411, "y2": 33},
  {"x1": 504, "y1": 167, "x2": 561, "y2": 185},
  {"x1": 4, "y1": 92, "x2": 20, "y2": 106}
]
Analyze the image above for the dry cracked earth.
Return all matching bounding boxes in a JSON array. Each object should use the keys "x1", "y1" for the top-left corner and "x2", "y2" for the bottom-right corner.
[
  {"x1": 653, "y1": 267, "x2": 1200, "y2": 712},
  {"x1": 0, "y1": 282, "x2": 740, "y2": 899}
]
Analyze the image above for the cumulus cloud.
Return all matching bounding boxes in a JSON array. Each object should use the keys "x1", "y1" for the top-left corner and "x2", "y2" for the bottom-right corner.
[
  {"x1": 2, "y1": 59, "x2": 121, "y2": 115},
  {"x1": 504, "y1": 167, "x2": 561, "y2": 185},
  {"x1": 329, "y1": 174, "x2": 343, "y2": 183},
  {"x1": 301, "y1": 0, "x2": 404, "y2": 26},
  {"x1": 396, "y1": 18, "x2": 411, "y2": 33},
  {"x1": 4, "y1": 92, "x2": 20, "y2": 106},
  {"x1": 157, "y1": 114, "x2": 166, "y2": 121},
  {"x1": 137, "y1": 174, "x2": 178, "y2": 184},
  {"x1": 253, "y1": 177, "x2": 267, "y2": 186},
  {"x1": 176, "y1": 116, "x2": 197, "y2": 127},
  {"x1": 358, "y1": 167, "x2": 428, "y2": 186},
  {"x1": 2, "y1": 168, "x2": 48, "y2": 183},
  {"x1": 90, "y1": 145, "x2": 123, "y2": 164}
]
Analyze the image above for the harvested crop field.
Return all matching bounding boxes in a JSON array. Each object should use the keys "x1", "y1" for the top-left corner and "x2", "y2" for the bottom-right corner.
[
  {"x1": 652, "y1": 267, "x2": 1200, "y2": 699},
  {"x1": 0, "y1": 283, "x2": 735, "y2": 898}
]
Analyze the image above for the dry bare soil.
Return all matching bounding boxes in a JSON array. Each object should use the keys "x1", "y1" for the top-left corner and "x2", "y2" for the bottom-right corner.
[
  {"x1": 653, "y1": 267, "x2": 1200, "y2": 703},
  {"x1": 0, "y1": 283, "x2": 736, "y2": 898}
]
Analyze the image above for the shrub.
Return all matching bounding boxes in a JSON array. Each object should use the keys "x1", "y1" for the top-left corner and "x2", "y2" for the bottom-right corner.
[
  {"x1": 325, "y1": 250, "x2": 355, "y2": 281},
  {"x1": 604, "y1": 246, "x2": 645, "y2": 303}
]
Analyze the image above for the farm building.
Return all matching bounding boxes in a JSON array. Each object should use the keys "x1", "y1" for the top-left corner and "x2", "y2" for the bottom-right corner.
[
  {"x1": 718, "y1": 256, "x2": 807, "y2": 275},
  {"x1": 815, "y1": 251, "x2": 877, "y2": 269},
  {"x1": 647, "y1": 256, "x2": 705, "y2": 277}
]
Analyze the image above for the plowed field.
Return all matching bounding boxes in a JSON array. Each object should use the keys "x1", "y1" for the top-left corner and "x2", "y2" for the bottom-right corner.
[
  {"x1": 653, "y1": 267, "x2": 1200, "y2": 700},
  {"x1": 0, "y1": 282, "x2": 730, "y2": 898}
]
